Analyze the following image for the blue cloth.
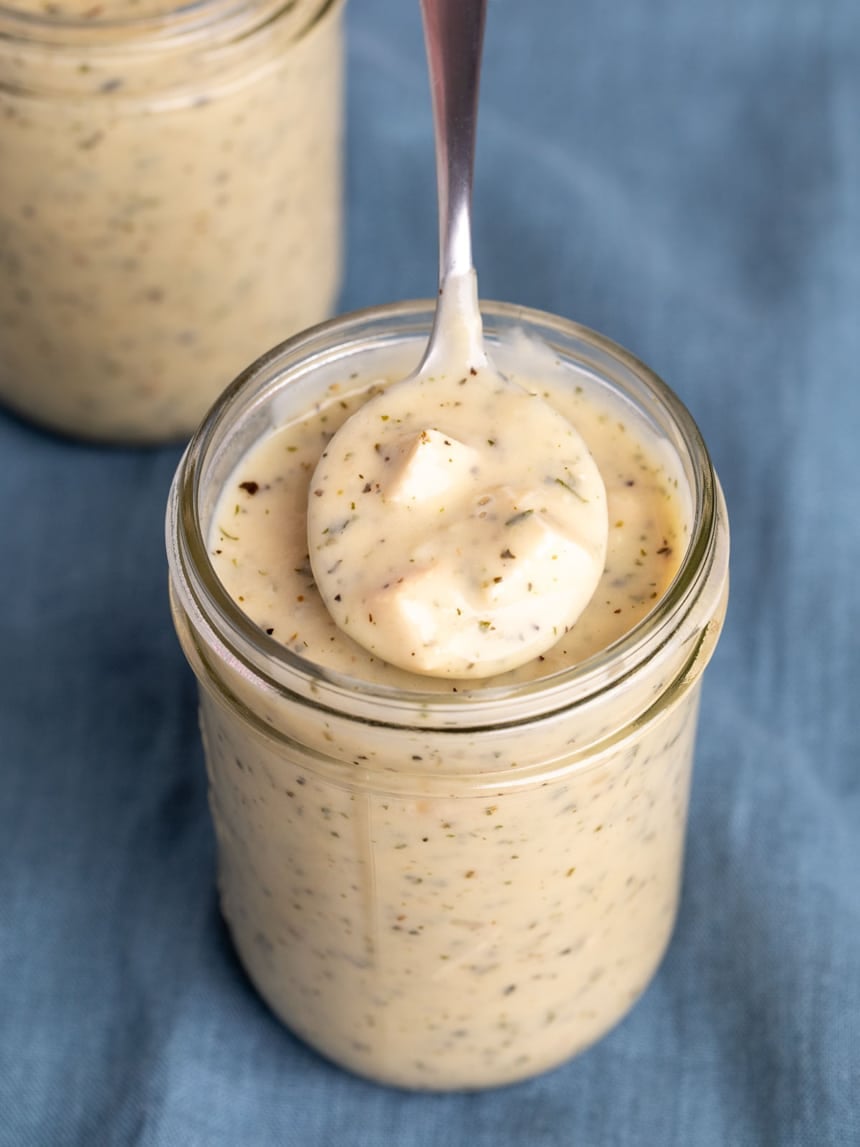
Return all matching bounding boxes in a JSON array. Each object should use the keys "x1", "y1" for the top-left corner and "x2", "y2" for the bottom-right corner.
[{"x1": 2, "y1": 0, "x2": 858, "y2": 1143}]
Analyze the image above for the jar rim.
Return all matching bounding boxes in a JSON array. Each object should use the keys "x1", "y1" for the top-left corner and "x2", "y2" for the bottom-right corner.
[
  {"x1": 0, "y1": 0, "x2": 329, "y2": 50},
  {"x1": 0, "y1": 0, "x2": 342, "y2": 103},
  {"x1": 168, "y1": 299, "x2": 727, "y2": 731}
]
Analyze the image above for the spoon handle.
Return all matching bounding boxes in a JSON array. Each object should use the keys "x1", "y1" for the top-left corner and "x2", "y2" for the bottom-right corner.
[{"x1": 420, "y1": 0, "x2": 487, "y2": 284}]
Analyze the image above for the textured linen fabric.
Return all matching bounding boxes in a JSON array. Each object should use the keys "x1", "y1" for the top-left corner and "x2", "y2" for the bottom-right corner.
[{"x1": 2, "y1": 0, "x2": 858, "y2": 1143}]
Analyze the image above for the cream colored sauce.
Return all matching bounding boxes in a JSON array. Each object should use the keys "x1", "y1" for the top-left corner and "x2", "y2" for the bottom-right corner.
[
  {"x1": 211, "y1": 363, "x2": 686, "y2": 690},
  {"x1": 200, "y1": 691, "x2": 700, "y2": 1089},
  {"x1": 0, "y1": 0, "x2": 342, "y2": 440},
  {"x1": 307, "y1": 363, "x2": 609, "y2": 678},
  {"x1": 194, "y1": 344, "x2": 702, "y2": 1089}
]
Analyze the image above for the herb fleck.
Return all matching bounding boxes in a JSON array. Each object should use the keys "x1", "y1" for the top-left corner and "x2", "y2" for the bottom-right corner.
[
  {"x1": 505, "y1": 509, "x2": 534, "y2": 527},
  {"x1": 555, "y1": 477, "x2": 587, "y2": 501}
]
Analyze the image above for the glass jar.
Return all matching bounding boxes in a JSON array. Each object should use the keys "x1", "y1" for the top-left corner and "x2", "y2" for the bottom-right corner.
[
  {"x1": 0, "y1": 0, "x2": 344, "y2": 442},
  {"x1": 166, "y1": 301, "x2": 730, "y2": 1090}
]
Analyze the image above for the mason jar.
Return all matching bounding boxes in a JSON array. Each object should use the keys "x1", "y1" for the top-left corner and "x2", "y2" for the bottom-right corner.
[
  {"x1": 0, "y1": 0, "x2": 344, "y2": 442},
  {"x1": 166, "y1": 301, "x2": 730, "y2": 1090}
]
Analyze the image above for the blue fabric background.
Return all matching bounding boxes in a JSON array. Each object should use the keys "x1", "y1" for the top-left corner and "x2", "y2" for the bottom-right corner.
[{"x1": 2, "y1": 0, "x2": 858, "y2": 1143}]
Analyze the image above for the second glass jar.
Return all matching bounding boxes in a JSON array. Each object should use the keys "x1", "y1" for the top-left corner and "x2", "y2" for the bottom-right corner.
[{"x1": 0, "y1": 0, "x2": 344, "y2": 442}]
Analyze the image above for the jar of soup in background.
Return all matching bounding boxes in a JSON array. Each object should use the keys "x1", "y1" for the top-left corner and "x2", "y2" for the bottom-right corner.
[
  {"x1": 0, "y1": 0, "x2": 344, "y2": 442},
  {"x1": 166, "y1": 301, "x2": 730, "y2": 1090}
]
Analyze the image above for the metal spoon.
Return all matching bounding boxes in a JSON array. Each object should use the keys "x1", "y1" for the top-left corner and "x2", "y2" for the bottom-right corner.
[
  {"x1": 416, "y1": 0, "x2": 490, "y2": 379},
  {"x1": 307, "y1": 0, "x2": 609, "y2": 679}
]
